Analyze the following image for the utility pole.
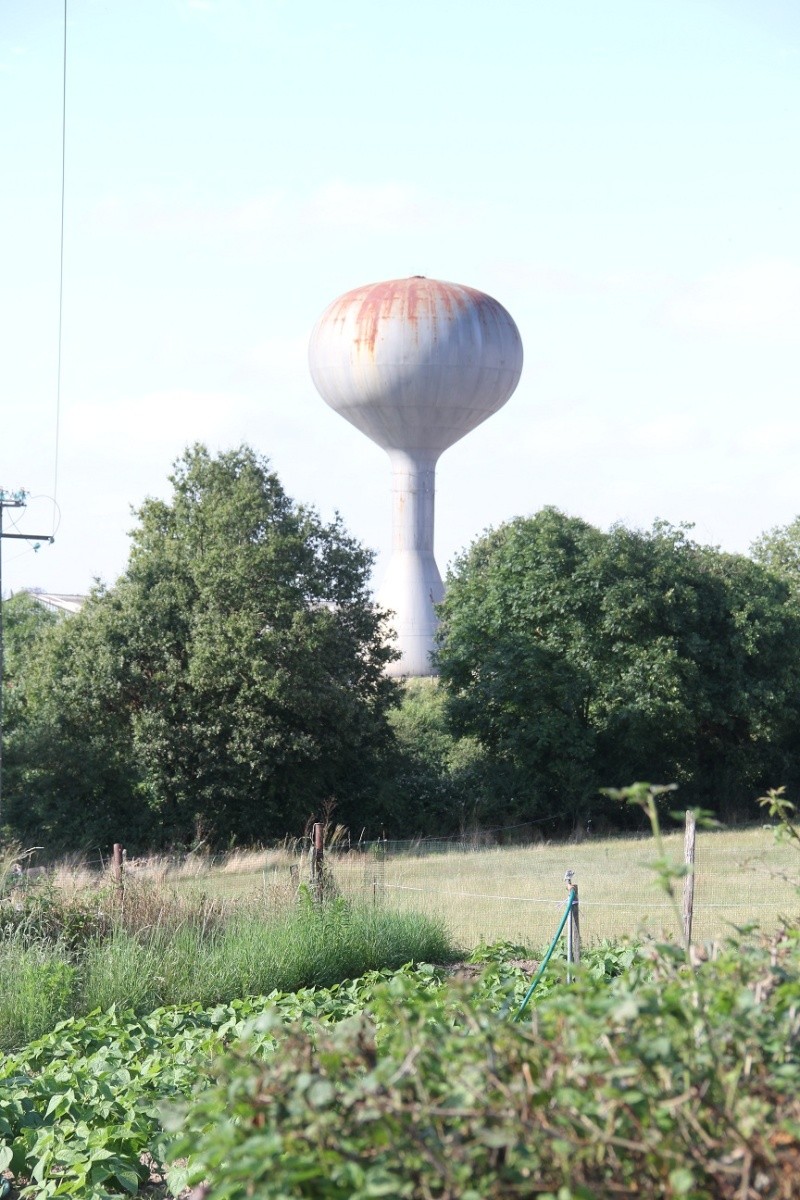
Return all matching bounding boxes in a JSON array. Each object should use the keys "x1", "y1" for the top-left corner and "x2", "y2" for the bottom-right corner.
[{"x1": 0, "y1": 488, "x2": 55, "y2": 829}]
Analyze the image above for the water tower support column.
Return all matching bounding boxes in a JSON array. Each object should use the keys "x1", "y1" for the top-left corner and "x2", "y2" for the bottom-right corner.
[
  {"x1": 389, "y1": 450, "x2": 437, "y2": 558},
  {"x1": 378, "y1": 450, "x2": 444, "y2": 677}
]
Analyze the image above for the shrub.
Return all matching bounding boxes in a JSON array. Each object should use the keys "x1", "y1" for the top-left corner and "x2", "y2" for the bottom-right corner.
[{"x1": 168, "y1": 927, "x2": 800, "y2": 1200}]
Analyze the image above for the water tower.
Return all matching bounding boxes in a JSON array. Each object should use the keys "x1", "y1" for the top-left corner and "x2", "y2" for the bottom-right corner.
[{"x1": 309, "y1": 276, "x2": 523, "y2": 677}]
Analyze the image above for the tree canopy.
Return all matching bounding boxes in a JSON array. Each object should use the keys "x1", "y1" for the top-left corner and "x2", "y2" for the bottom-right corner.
[
  {"x1": 7, "y1": 482, "x2": 800, "y2": 852},
  {"x1": 751, "y1": 516, "x2": 800, "y2": 596},
  {"x1": 436, "y1": 508, "x2": 800, "y2": 828},
  {"x1": 5, "y1": 446, "x2": 398, "y2": 850}
]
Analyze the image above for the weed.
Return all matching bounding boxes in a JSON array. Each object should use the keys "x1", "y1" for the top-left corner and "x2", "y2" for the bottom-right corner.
[{"x1": 0, "y1": 937, "x2": 76, "y2": 1047}]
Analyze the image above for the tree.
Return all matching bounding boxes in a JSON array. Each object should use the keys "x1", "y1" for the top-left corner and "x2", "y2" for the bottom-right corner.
[
  {"x1": 383, "y1": 678, "x2": 495, "y2": 835},
  {"x1": 7, "y1": 589, "x2": 146, "y2": 850},
  {"x1": 436, "y1": 508, "x2": 800, "y2": 828},
  {"x1": 1, "y1": 593, "x2": 59, "y2": 837},
  {"x1": 435, "y1": 511, "x2": 602, "y2": 827},
  {"x1": 751, "y1": 516, "x2": 800, "y2": 596},
  {"x1": 8, "y1": 446, "x2": 399, "y2": 850},
  {"x1": 1, "y1": 591, "x2": 59, "y2": 763}
]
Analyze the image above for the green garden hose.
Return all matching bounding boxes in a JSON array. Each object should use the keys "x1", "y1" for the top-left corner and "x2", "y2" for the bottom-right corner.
[{"x1": 513, "y1": 886, "x2": 576, "y2": 1021}]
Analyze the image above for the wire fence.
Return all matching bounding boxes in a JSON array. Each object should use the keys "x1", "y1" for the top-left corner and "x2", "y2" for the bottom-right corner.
[
  {"x1": 335, "y1": 831, "x2": 799, "y2": 947},
  {"x1": 102, "y1": 822, "x2": 800, "y2": 950}
]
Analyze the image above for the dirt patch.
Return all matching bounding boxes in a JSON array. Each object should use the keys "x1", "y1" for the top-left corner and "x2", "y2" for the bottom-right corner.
[{"x1": 445, "y1": 957, "x2": 538, "y2": 982}]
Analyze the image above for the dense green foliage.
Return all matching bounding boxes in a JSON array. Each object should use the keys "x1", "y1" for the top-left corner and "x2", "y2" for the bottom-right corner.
[
  {"x1": 174, "y1": 933, "x2": 800, "y2": 1200},
  {"x1": 0, "y1": 969, "x2": 408, "y2": 1198},
  {"x1": 751, "y1": 514, "x2": 800, "y2": 596},
  {"x1": 4, "y1": 445, "x2": 398, "y2": 849},
  {"x1": 1, "y1": 592, "x2": 59, "y2": 686},
  {"x1": 437, "y1": 509, "x2": 800, "y2": 828},
  {"x1": 8, "y1": 475, "x2": 800, "y2": 846},
  {"x1": 384, "y1": 679, "x2": 496, "y2": 833},
  {"x1": 0, "y1": 593, "x2": 59, "y2": 815},
  {"x1": 0, "y1": 946, "x2": 631, "y2": 1198},
  {"x1": 0, "y1": 933, "x2": 798, "y2": 1198}
]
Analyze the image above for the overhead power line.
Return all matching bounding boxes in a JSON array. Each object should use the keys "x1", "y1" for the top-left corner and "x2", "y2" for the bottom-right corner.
[{"x1": 53, "y1": 0, "x2": 68, "y2": 535}]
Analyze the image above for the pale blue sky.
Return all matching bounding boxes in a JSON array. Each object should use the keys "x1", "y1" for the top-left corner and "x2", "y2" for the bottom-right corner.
[{"x1": 1, "y1": 0, "x2": 799, "y2": 594}]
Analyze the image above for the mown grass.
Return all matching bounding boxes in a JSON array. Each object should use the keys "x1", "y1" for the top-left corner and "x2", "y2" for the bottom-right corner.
[
  {"x1": 0, "y1": 875, "x2": 454, "y2": 1050},
  {"x1": 368, "y1": 826, "x2": 800, "y2": 946},
  {"x1": 172, "y1": 824, "x2": 800, "y2": 947}
]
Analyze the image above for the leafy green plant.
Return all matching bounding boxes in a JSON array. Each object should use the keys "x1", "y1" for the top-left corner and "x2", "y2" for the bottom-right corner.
[
  {"x1": 0, "y1": 948, "x2": 616, "y2": 1197},
  {"x1": 0, "y1": 963, "x2": 455, "y2": 1197},
  {"x1": 759, "y1": 786, "x2": 800, "y2": 854},
  {"x1": 0, "y1": 930, "x2": 797, "y2": 1198},
  {"x1": 167, "y1": 928, "x2": 800, "y2": 1200},
  {"x1": 467, "y1": 940, "x2": 528, "y2": 964}
]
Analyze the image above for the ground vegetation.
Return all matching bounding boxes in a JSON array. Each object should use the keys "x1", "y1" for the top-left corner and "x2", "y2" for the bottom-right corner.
[
  {"x1": 0, "y1": 932, "x2": 797, "y2": 1199},
  {"x1": 0, "y1": 795, "x2": 797, "y2": 1197},
  {"x1": 0, "y1": 849, "x2": 452, "y2": 1049}
]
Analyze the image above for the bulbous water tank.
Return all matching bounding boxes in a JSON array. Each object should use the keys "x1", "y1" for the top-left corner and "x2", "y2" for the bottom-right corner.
[{"x1": 308, "y1": 276, "x2": 523, "y2": 457}]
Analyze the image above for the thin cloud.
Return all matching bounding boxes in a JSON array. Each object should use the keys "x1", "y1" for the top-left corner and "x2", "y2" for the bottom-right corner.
[
  {"x1": 302, "y1": 180, "x2": 431, "y2": 233},
  {"x1": 662, "y1": 258, "x2": 800, "y2": 340},
  {"x1": 86, "y1": 180, "x2": 454, "y2": 238}
]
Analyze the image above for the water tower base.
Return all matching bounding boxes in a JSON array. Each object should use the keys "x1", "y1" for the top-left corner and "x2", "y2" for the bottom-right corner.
[{"x1": 378, "y1": 549, "x2": 443, "y2": 678}]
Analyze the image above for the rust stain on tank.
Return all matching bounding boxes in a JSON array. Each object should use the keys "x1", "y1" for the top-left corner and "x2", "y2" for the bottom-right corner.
[{"x1": 344, "y1": 277, "x2": 478, "y2": 359}]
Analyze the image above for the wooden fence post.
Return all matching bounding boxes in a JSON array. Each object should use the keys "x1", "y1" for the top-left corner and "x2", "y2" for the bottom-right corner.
[
  {"x1": 683, "y1": 809, "x2": 696, "y2": 950},
  {"x1": 312, "y1": 821, "x2": 324, "y2": 902},
  {"x1": 112, "y1": 843, "x2": 124, "y2": 888}
]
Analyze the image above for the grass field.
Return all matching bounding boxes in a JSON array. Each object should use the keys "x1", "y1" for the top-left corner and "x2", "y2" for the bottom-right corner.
[{"x1": 161, "y1": 824, "x2": 800, "y2": 949}]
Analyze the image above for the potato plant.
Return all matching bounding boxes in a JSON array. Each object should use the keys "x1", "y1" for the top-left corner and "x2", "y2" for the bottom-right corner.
[
  {"x1": 169, "y1": 931, "x2": 800, "y2": 1200},
  {"x1": 1, "y1": 933, "x2": 798, "y2": 1199}
]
